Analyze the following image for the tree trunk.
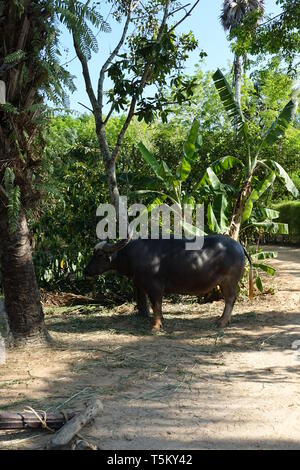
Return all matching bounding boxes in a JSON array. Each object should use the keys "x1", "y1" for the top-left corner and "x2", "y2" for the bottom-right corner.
[
  {"x1": 233, "y1": 54, "x2": 242, "y2": 109},
  {"x1": 228, "y1": 199, "x2": 245, "y2": 241},
  {"x1": 228, "y1": 178, "x2": 251, "y2": 241},
  {"x1": 0, "y1": 208, "x2": 49, "y2": 345},
  {"x1": 96, "y1": 126, "x2": 120, "y2": 211},
  {"x1": 105, "y1": 158, "x2": 120, "y2": 211}
]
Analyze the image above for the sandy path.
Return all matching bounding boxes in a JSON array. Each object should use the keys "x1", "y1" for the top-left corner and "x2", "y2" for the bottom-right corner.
[
  {"x1": 0, "y1": 245, "x2": 299, "y2": 450},
  {"x1": 91, "y1": 246, "x2": 300, "y2": 450}
]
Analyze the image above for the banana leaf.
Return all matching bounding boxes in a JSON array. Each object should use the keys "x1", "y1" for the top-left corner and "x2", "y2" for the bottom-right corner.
[
  {"x1": 212, "y1": 69, "x2": 247, "y2": 137},
  {"x1": 253, "y1": 263, "x2": 276, "y2": 276},
  {"x1": 263, "y1": 160, "x2": 298, "y2": 198},
  {"x1": 178, "y1": 119, "x2": 200, "y2": 182},
  {"x1": 262, "y1": 97, "x2": 298, "y2": 147},
  {"x1": 251, "y1": 251, "x2": 277, "y2": 261},
  {"x1": 242, "y1": 172, "x2": 276, "y2": 223},
  {"x1": 207, "y1": 203, "x2": 221, "y2": 233},
  {"x1": 256, "y1": 276, "x2": 264, "y2": 293}
]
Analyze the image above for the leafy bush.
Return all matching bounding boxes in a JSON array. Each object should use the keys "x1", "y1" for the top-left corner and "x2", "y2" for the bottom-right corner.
[{"x1": 273, "y1": 201, "x2": 300, "y2": 244}]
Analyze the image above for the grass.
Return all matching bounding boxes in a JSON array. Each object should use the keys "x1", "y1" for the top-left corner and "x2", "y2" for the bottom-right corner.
[{"x1": 44, "y1": 304, "x2": 105, "y2": 316}]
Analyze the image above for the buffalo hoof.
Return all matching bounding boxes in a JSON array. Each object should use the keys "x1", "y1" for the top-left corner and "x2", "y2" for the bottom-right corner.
[{"x1": 151, "y1": 320, "x2": 162, "y2": 333}]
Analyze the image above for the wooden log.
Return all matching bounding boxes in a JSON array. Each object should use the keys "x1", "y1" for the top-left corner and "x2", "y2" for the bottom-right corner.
[
  {"x1": 0, "y1": 410, "x2": 76, "y2": 430},
  {"x1": 46, "y1": 399, "x2": 103, "y2": 450}
]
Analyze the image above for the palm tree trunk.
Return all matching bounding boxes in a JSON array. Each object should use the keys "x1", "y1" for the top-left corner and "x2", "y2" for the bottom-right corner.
[
  {"x1": 0, "y1": 208, "x2": 49, "y2": 345},
  {"x1": 233, "y1": 54, "x2": 242, "y2": 109}
]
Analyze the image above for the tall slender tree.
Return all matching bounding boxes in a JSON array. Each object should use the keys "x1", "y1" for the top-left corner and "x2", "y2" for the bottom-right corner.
[
  {"x1": 220, "y1": 0, "x2": 265, "y2": 108},
  {"x1": 0, "y1": 0, "x2": 100, "y2": 345},
  {"x1": 66, "y1": 0, "x2": 201, "y2": 214}
]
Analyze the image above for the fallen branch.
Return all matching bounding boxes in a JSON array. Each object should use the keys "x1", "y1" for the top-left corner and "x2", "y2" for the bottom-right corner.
[{"x1": 46, "y1": 399, "x2": 103, "y2": 450}]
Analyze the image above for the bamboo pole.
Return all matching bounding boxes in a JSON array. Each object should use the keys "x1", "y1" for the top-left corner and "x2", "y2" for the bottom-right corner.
[{"x1": 0, "y1": 410, "x2": 75, "y2": 430}]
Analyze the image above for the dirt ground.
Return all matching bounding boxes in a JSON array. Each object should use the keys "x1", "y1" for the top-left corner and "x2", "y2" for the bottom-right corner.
[{"x1": 0, "y1": 245, "x2": 299, "y2": 450}]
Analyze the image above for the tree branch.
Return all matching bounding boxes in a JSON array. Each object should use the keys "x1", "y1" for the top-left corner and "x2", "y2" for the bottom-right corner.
[
  {"x1": 110, "y1": 0, "x2": 171, "y2": 163},
  {"x1": 131, "y1": 0, "x2": 143, "y2": 13},
  {"x1": 168, "y1": 0, "x2": 201, "y2": 33},
  {"x1": 168, "y1": 3, "x2": 191, "y2": 18},
  {"x1": 157, "y1": 0, "x2": 171, "y2": 40},
  {"x1": 72, "y1": 33, "x2": 99, "y2": 114},
  {"x1": 110, "y1": 94, "x2": 138, "y2": 163},
  {"x1": 103, "y1": 102, "x2": 115, "y2": 125},
  {"x1": 97, "y1": 4, "x2": 133, "y2": 117},
  {"x1": 257, "y1": 12, "x2": 284, "y2": 29},
  {"x1": 78, "y1": 101, "x2": 94, "y2": 113}
]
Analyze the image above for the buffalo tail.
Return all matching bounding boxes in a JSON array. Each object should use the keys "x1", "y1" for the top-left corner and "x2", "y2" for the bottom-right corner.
[{"x1": 243, "y1": 247, "x2": 254, "y2": 301}]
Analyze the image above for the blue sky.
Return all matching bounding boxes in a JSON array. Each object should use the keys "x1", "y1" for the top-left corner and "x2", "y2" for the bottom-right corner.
[{"x1": 60, "y1": 0, "x2": 282, "y2": 113}]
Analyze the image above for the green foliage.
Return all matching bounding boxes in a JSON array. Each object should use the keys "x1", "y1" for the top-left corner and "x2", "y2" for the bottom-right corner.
[
  {"x1": 242, "y1": 172, "x2": 276, "y2": 223},
  {"x1": 212, "y1": 69, "x2": 246, "y2": 136},
  {"x1": 138, "y1": 143, "x2": 165, "y2": 181},
  {"x1": 0, "y1": 103, "x2": 19, "y2": 114},
  {"x1": 30, "y1": 113, "x2": 151, "y2": 293},
  {"x1": 263, "y1": 160, "x2": 299, "y2": 198},
  {"x1": 57, "y1": 0, "x2": 111, "y2": 61},
  {"x1": 196, "y1": 156, "x2": 243, "y2": 189},
  {"x1": 212, "y1": 66, "x2": 298, "y2": 240},
  {"x1": 138, "y1": 118, "x2": 205, "y2": 236},
  {"x1": 207, "y1": 194, "x2": 229, "y2": 234},
  {"x1": 249, "y1": 0, "x2": 300, "y2": 74},
  {"x1": 249, "y1": 247, "x2": 278, "y2": 294},
  {"x1": 273, "y1": 200, "x2": 300, "y2": 243},
  {"x1": 262, "y1": 96, "x2": 299, "y2": 147},
  {"x1": 3, "y1": 49, "x2": 25, "y2": 64},
  {"x1": 0, "y1": 0, "x2": 97, "y2": 241},
  {"x1": 106, "y1": 32, "x2": 199, "y2": 122},
  {"x1": 255, "y1": 275, "x2": 263, "y2": 292}
]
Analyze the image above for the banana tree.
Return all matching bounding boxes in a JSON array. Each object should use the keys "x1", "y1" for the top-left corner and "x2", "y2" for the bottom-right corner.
[
  {"x1": 212, "y1": 68, "x2": 299, "y2": 240},
  {"x1": 248, "y1": 247, "x2": 278, "y2": 295}
]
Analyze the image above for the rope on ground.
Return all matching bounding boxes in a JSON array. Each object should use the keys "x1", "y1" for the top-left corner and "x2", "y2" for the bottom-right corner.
[{"x1": 23, "y1": 406, "x2": 55, "y2": 433}]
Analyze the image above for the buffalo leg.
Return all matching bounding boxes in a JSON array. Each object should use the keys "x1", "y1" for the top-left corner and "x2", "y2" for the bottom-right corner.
[
  {"x1": 134, "y1": 285, "x2": 150, "y2": 317},
  {"x1": 217, "y1": 283, "x2": 237, "y2": 328},
  {"x1": 148, "y1": 289, "x2": 163, "y2": 331}
]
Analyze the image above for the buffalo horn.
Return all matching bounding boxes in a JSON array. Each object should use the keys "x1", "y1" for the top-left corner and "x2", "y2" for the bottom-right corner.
[{"x1": 100, "y1": 233, "x2": 132, "y2": 254}]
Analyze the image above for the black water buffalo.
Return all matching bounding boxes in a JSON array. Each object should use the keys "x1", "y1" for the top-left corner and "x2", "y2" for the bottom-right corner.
[{"x1": 84, "y1": 235, "x2": 253, "y2": 331}]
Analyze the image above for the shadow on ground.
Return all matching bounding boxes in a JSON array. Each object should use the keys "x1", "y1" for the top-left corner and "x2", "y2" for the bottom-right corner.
[{"x1": 1, "y1": 297, "x2": 300, "y2": 449}]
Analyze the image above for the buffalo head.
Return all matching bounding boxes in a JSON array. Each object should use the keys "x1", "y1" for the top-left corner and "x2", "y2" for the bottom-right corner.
[{"x1": 84, "y1": 234, "x2": 131, "y2": 277}]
